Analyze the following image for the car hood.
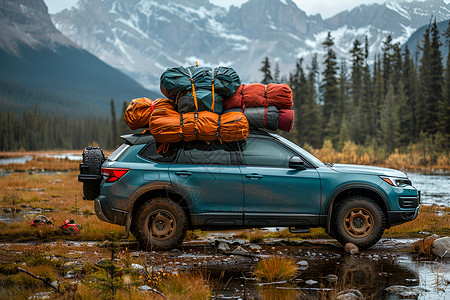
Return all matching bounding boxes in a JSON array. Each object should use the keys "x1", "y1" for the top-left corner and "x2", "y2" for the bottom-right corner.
[{"x1": 330, "y1": 164, "x2": 408, "y2": 177}]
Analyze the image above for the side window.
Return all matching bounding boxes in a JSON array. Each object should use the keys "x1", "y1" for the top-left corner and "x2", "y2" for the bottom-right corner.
[
  {"x1": 176, "y1": 140, "x2": 236, "y2": 165},
  {"x1": 139, "y1": 142, "x2": 178, "y2": 163},
  {"x1": 240, "y1": 138, "x2": 296, "y2": 168}
]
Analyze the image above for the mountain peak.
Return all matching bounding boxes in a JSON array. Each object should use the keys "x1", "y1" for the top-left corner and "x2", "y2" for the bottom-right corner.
[{"x1": 0, "y1": 0, "x2": 76, "y2": 55}]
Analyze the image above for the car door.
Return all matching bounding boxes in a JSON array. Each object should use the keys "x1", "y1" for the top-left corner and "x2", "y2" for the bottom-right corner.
[
  {"x1": 238, "y1": 137, "x2": 321, "y2": 227},
  {"x1": 169, "y1": 140, "x2": 244, "y2": 226}
]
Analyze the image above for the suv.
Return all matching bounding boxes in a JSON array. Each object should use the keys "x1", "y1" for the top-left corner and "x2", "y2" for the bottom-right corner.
[{"x1": 78, "y1": 131, "x2": 420, "y2": 250}]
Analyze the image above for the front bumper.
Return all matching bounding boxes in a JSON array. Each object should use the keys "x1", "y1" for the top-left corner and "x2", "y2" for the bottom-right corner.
[
  {"x1": 94, "y1": 195, "x2": 127, "y2": 226},
  {"x1": 387, "y1": 206, "x2": 420, "y2": 227}
]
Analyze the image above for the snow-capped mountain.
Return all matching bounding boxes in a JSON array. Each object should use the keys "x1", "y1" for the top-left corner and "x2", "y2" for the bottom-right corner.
[
  {"x1": 52, "y1": 0, "x2": 450, "y2": 90},
  {"x1": 0, "y1": 0, "x2": 156, "y2": 115}
]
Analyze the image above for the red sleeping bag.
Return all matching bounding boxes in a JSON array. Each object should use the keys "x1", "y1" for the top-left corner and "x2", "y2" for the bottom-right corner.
[
  {"x1": 278, "y1": 109, "x2": 295, "y2": 132},
  {"x1": 223, "y1": 83, "x2": 293, "y2": 110}
]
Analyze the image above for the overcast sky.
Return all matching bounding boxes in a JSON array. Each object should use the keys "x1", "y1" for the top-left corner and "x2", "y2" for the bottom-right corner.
[{"x1": 43, "y1": 0, "x2": 390, "y2": 18}]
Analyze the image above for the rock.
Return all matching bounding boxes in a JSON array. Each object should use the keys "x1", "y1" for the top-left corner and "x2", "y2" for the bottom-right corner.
[
  {"x1": 386, "y1": 285, "x2": 430, "y2": 296},
  {"x1": 232, "y1": 246, "x2": 248, "y2": 254},
  {"x1": 297, "y1": 260, "x2": 308, "y2": 270},
  {"x1": 324, "y1": 274, "x2": 338, "y2": 283},
  {"x1": 248, "y1": 244, "x2": 262, "y2": 250},
  {"x1": 344, "y1": 243, "x2": 360, "y2": 255},
  {"x1": 305, "y1": 279, "x2": 318, "y2": 285},
  {"x1": 217, "y1": 241, "x2": 231, "y2": 251},
  {"x1": 432, "y1": 237, "x2": 450, "y2": 258},
  {"x1": 335, "y1": 289, "x2": 363, "y2": 300},
  {"x1": 425, "y1": 234, "x2": 440, "y2": 243}
]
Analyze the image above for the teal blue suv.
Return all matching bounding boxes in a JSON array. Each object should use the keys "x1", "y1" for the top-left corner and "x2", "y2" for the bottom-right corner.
[{"x1": 78, "y1": 130, "x2": 420, "y2": 250}]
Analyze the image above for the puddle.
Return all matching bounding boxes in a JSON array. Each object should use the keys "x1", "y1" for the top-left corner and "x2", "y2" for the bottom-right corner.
[
  {"x1": 43, "y1": 153, "x2": 81, "y2": 161},
  {"x1": 0, "y1": 156, "x2": 33, "y2": 165},
  {"x1": 0, "y1": 206, "x2": 54, "y2": 224}
]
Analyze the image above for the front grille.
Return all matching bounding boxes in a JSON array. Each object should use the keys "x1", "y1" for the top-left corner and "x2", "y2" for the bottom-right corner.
[{"x1": 399, "y1": 196, "x2": 419, "y2": 208}]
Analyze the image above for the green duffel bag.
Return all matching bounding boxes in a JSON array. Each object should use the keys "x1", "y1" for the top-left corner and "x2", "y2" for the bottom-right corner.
[{"x1": 160, "y1": 66, "x2": 241, "y2": 107}]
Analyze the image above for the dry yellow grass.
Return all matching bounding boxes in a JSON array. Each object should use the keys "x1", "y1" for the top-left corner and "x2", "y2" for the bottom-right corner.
[
  {"x1": 254, "y1": 256, "x2": 298, "y2": 283},
  {"x1": 158, "y1": 272, "x2": 211, "y2": 300}
]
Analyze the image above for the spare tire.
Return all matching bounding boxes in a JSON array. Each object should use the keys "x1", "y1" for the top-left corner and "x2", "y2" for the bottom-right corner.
[{"x1": 78, "y1": 147, "x2": 105, "y2": 200}]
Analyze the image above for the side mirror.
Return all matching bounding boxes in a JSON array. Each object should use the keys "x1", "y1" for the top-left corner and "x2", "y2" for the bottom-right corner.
[{"x1": 289, "y1": 156, "x2": 305, "y2": 169}]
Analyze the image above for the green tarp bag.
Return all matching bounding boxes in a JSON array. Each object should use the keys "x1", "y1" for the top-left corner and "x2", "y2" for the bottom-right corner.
[{"x1": 160, "y1": 65, "x2": 241, "y2": 113}]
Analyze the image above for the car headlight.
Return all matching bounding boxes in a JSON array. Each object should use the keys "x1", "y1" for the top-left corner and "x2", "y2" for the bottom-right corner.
[{"x1": 379, "y1": 176, "x2": 412, "y2": 187}]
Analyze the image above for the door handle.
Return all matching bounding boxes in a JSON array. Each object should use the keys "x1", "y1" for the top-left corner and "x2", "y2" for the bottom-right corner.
[
  {"x1": 245, "y1": 173, "x2": 263, "y2": 179},
  {"x1": 175, "y1": 171, "x2": 192, "y2": 177}
]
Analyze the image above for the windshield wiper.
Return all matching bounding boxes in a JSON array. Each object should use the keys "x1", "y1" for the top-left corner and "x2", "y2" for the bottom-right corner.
[{"x1": 325, "y1": 162, "x2": 334, "y2": 167}]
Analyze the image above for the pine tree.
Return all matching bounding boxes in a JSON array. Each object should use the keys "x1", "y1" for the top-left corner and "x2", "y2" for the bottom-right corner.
[
  {"x1": 302, "y1": 54, "x2": 322, "y2": 147},
  {"x1": 428, "y1": 20, "x2": 444, "y2": 134},
  {"x1": 259, "y1": 57, "x2": 273, "y2": 84},
  {"x1": 274, "y1": 62, "x2": 281, "y2": 83},
  {"x1": 379, "y1": 84, "x2": 401, "y2": 152},
  {"x1": 440, "y1": 20, "x2": 450, "y2": 149},
  {"x1": 402, "y1": 45, "x2": 418, "y2": 139},
  {"x1": 110, "y1": 98, "x2": 118, "y2": 148},
  {"x1": 417, "y1": 25, "x2": 432, "y2": 135},
  {"x1": 320, "y1": 32, "x2": 339, "y2": 141}
]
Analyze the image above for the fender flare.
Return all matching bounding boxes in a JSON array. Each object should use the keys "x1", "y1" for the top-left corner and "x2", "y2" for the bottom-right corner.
[
  {"x1": 325, "y1": 183, "x2": 390, "y2": 234},
  {"x1": 124, "y1": 181, "x2": 194, "y2": 236}
]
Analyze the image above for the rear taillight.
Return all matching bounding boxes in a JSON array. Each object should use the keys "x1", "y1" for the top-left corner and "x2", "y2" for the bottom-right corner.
[{"x1": 101, "y1": 167, "x2": 129, "y2": 183}]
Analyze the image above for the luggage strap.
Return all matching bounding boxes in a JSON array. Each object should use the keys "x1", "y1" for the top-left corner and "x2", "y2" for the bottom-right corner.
[
  {"x1": 264, "y1": 106, "x2": 268, "y2": 128},
  {"x1": 211, "y1": 68, "x2": 215, "y2": 112},
  {"x1": 180, "y1": 113, "x2": 184, "y2": 140},
  {"x1": 187, "y1": 69, "x2": 199, "y2": 111},
  {"x1": 157, "y1": 143, "x2": 169, "y2": 154},
  {"x1": 240, "y1": 84, "x2": 245, "y2": 109},
  {"x1": 264, "y1": 85, "x2": 268, "y2": 106},
  {"x1": 216, "y1": 114, "x2": 222, "y2": 137},
  {"x1": 151, "y1": 99, "x2": 155, "y2": 113}
]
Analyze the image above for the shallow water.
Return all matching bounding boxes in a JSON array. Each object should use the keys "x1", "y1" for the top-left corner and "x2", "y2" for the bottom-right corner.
[
  {"x1": 0, "y1": 156, "x2": 33, "y2": 165},
  {"x1": 407, "y1": 172, "x2": 450, "y2": 207}
]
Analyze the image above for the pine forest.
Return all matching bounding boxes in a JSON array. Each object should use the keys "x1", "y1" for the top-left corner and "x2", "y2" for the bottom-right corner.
[{"x1": 1, "y1": 20, "x2": 449, "y2": 169}]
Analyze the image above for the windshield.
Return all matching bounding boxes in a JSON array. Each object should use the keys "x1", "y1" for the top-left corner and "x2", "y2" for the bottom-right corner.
[{"x1": 274, "y1": 135, "x2": 325, "y2": 167}]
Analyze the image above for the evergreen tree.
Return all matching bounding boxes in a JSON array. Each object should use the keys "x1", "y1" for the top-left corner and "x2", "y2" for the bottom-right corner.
[
  {"x1": 417, "y1": 25, "x2": 432, "y2": 135},
  {"x1": 379, "y1": 84, "x2": 401, "y2": 152},
  {"x1": 302, "y1": 54, "x2": 322, "y2": 147},
  {"x1": 118, "y1": 100, "x2": 130, "y2": 135},
  {"x1": 110, "y1": 98, "x2": 118, "y2": 148},
  {"x1": 274, "y1": 62, "x2": 281, "y2": 83},
  {"x1": 428, "y1": 20, "x2": 444, "y2": 134},
  {"x1": 440, "y1": 20, "x2": 450, "y2": 149},
  {"x1": 320, "y1": 32, "x2": 339, "y2": 141},
  {"x1": 402, "y1": 45, "x2": 418, "y2": 139},
  {"x1": 259, "y1": 57, "x2": 273, "y2": 84},
  {"x1": 373, "y1": 55, "x2": 384, "y2": 138}
]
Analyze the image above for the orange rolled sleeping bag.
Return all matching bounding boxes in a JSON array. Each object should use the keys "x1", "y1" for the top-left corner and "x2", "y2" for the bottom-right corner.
[
  {"x1": 182, "y1": 111, "x2": 249, "y2": 142},
  {"x1": 124, "y1": 97, "x2": 154, "y2": 130},
  {"x1": 124, "y1": 98, "x2": 176, "y2": 130},
  {"x1": 149, "y1": 98, "x2": 182, "y2": 143}
]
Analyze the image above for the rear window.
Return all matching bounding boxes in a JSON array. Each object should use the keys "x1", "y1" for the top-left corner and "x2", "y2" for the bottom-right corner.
[
  {"x1": 139, "y1": 142, "x2": 178, "y2": 163},
  {"x1": 107, "y1": 144, "x2": 129, "y2": 161}
]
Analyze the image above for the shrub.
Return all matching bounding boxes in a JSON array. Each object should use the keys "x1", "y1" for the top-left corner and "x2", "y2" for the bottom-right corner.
[{"x1": 254, "y1": 256, "x2": 297, "y2": 283}]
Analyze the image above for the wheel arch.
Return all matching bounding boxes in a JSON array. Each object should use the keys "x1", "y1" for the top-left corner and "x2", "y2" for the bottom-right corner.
[
  {"x1": 126, "y1": 182, "x2": 194, "y2": 235},
  {"x1": 325, "y1": 184, "x2": 390, "y2": 234}
]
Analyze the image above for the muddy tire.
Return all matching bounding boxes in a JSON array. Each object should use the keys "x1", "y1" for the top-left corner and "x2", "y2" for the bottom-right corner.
[
  {"x1": 132, "y1": 198, "x2": 187, "y2": 251},
  {"x1": 331, "y1": 195, "x2": 385, "y2": 249},
  {"x1": 80, "y1": 147, "x2": 104, "y2": 200}
]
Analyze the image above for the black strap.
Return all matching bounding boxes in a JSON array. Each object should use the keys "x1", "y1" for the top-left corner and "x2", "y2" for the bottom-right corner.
[
  {"x1": 180, "y1": 113, "x2": 183, "y2": 126},
  {"x1": 216, "y1": 114, "x2": 222, "y2": 137}
]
